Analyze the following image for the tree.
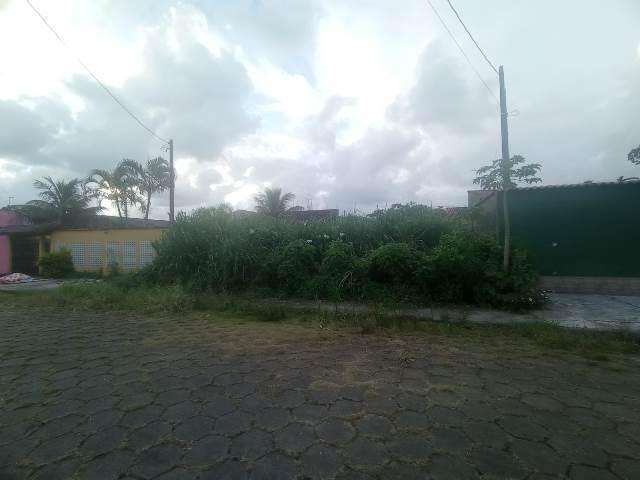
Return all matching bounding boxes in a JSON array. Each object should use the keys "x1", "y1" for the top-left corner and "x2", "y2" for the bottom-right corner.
[
  {"x1": 254, "y1": 187, "x2": 295, "y2": 217},
  {"x1": 629, "y1": 145, "x2": 640, "y2": 166},
  {"x1": 87, "y1": 160, "x2": 141, "y2": 222},
  {"x1": 120, "y1": 157, "x2": 171, "y2": 220},
  {"x1": 473, "y1": 155, "x2": 542, "y2": 271},
  {"x1": 13, "y1": 177, "x2": 101, "y2": 223}
]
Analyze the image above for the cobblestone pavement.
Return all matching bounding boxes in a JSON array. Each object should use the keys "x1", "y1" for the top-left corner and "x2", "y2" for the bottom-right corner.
[{"x1": 1, "y1": 307, "x2": 639, "y2": 480}]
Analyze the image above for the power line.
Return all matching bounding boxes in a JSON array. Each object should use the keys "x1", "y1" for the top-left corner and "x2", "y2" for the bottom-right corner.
[
  {"x1": 445, "y1": 0, "x2": 498, "y2": 74},
  {"x1": 25, "y1": 0, "x2": 169, "y2": 144},
  {"x1": 425, "y1": 0, "x2": 499, "y2": 104}
]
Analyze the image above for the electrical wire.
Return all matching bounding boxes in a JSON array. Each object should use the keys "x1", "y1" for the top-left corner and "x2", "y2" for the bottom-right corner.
[
  {"x1": 445, "y1": 0, "x2": 498, "y2": 74},
  {"x1": 425, "y1": 0, "x2": 499, "y2": 104},
  {"x1": 25, "y1": 0, "x2": 169, "y2": 144}
]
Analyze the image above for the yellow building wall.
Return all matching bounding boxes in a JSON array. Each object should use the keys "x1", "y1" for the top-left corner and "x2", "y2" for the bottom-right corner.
[{"x1": 50, "y1": 228, "x2": 166, "y2": 272}]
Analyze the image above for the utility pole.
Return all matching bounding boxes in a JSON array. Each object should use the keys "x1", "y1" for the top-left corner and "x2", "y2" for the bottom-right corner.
[
  {"x1": 499, "y1": 65, "x2": 511, "y2": 271},
  {"x1": 169, "y1": 139, "x2": 175, "y2": 223}
]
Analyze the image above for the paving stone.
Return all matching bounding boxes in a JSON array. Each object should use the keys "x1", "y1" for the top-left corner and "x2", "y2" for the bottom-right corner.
[
  {"x1": 254, "y1": 407, "x2": 292, "y2": 431},
  {"x1": 292, "y1": 403, "x2": 329, "y2": 422},
  {"x1": 120, "y1": 404, "x2": 164, "y2": 428},
  {"x1": 429, "y1": 454, "x2": 480, "y2": 480},
  {"x1": 174, "y1": 415, "x2": 216, "y2": 442},
  {"x1": 155, "y1": 468, "x2": 194, "y2": 480},
  {"x1": 128, "y1": 443, "x2": 184, "y2": 479},
  {"x1": 215, "y1": 411, "x2": 252, "y2": 436},
  {"x1": 251, "y1": 453, "x2": 299, "y2": 480},
  {"x1": 229, "y1": 429, "x2": 274, "y2": 461},
  {"x1": 201, "y1": 459, "x2": 250, "y2": 480},
  {"x1": 498, "y1": 415, "x2": 548, "y2": 441},
  {"x1": 275, "y1": 422, "x2": 316, "y2": 453},
  {"x1": 469, "y1": 446, "x2": 526, "y2": 479},
  {"x1": 521, "y1": 394, "x2": 564, "y2": 412},
  {"x1": 395, "y1": 410, "x2": 432, "y2": 430},
  {"x1": 388, "y1": 432, "x2": 432, "y2": 463},
  {"x1": 29, "y1": 456, "x2": 82, "y2": 480},
  {"x1": 162, "y1": 400, "x2": 201, "y2": 423},
  {"x1": 2, "y1": 306, "x2": 640, "y2": 480},
  {"x1": 355, "y1": 414, "x2": 394, "y2": 438},
  {"x1": 80, "y1": 426, "x2": 128, "y2": 456},
  {"x1": 316, "y1": 418, "x2": 356, "y2": 444},
  {"x1": 201, "y1": 395, "x2": 236, "y2": 418},
  {"x1": 345, "y1": 437, "x2": 389, "y2": 468},
  {"x1": 569, "y1": 465, "x2": 619, "y2": 480},
  {"x1": 612, "y1": 459, "x2": 640, "y2": 480},
  {"x1": 126, "y1": 421, "x2": 173, "y2": 452},
  {"x1": 510, "y1": 438, "x2": 568, "y2": 475},
  {"x1": 548, "y1": 434, "x2": 608, "y2": 468},
  {"x1": 430, "y1": 427, "x2": 472, "y2": 455},
  {"x1": 79, "y1": 450, "x2": 135, "y2": 480},
  {"x1": 183, "y1": 435, "x2": 228, "y2": 465},
  {"x1": 301, "y1": 443, "x2": 342, "y2": 479}
]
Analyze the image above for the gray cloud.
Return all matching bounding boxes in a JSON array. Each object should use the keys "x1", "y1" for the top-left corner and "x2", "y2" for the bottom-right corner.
[{"x1": 390, "y1": 42, "x2": 496, "y2": 133}]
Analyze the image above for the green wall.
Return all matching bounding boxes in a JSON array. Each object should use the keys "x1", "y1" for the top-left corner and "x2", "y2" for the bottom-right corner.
[{"x1": 498, "y1": 183, "x2": 640, "y2": 277}]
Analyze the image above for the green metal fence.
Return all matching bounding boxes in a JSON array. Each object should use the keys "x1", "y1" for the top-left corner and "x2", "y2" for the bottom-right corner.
[{"x1": 497, "y1": 182, "x2": 640, "y2": 277}]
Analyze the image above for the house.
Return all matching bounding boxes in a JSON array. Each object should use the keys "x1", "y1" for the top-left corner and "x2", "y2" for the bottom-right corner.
[
  {"x1": 469, "y1": 180, "x2": 640, "y2": 294},
  {"x1": 0, "y1": 209, "x2": 33, "y2": 275},
  {"x1": 0, "y1": 215, "x2": 170, "y2": 275}
]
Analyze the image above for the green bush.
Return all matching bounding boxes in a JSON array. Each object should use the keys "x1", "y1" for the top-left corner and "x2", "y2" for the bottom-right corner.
[
  {"x1": 276, "y1": 239, "x2": 318, "y2": 293},
  {"x1": 320, "y1": 241, "x2": 356, "y2": 280},
  {"x1": 146, "y1": 203, "x2": 544, "y2": 310},
  {"x1": 421, "y1": 231, "x2": 541, "y2": 309},
  {"x1": 368, "y1": 243, "x2": 419, "y2": 284},
  {"x1": 38, "y1": 249, "x2": 74, "y2": 278}
]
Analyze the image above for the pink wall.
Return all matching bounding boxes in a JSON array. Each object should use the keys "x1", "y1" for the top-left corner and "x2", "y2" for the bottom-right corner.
[
  {"x1": 0, "y1": 210, "x2": 31, "y2": 274},
  {"x1": 0, "y1": 236, "x2": 9, "y2": 274}
]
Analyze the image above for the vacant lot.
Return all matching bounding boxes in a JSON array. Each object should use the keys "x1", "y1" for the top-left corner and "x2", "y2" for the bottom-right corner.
[{"x1": 1, "y1": 305, "x2": 639, "y2": 479}]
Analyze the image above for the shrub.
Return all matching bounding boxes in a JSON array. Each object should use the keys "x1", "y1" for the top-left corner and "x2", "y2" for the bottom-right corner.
[
  {"x1": 38, "y1": 249, "x2": 74, "y2": 278},
  {"x1": 421, "y1": 231, "x2": 541, "y2": 308},
  {"x1": 320, "y1": 241, "x2": 356, "y2": 280},
  {"x1": 368, "y1": 243, "x2": 419, "y2": 284},
  {"x1": 421, "y1": 231, "x2": 501, "y2": 302},
  {"x1": 276, "y1": 239, "x2": 318, "y2": 293}
]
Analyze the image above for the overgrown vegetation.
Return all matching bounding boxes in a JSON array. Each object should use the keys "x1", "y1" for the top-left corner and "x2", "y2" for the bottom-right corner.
[
  {"x1": 38, "y1": 249, "x2": 75, "y2": 278},
  {"x1": 145, "y1": 203, "x2": 544, "y2": 310}
]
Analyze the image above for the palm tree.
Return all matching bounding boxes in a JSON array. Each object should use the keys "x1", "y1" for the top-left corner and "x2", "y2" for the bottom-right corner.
[
  {"x1": 254, "y1": 187, "x2": 295, "y2": 217},
  {"x1": 87, "y1": 160, "x2": 141, "y2": 222},
  {"x1": 119, "y1": 157, "x2": 171, "y2": 220},
  {"x1": 14, "y1": 177, "x2": 101, "y2": 223}
]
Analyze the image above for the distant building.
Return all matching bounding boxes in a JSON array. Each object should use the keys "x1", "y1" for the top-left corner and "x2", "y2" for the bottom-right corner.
[
  {"x1": 469, "y1": 180, "x2": 640, "y2": 294},
  {"x1": 0, "y1": 215, "x2": 170, "y2": 275}
]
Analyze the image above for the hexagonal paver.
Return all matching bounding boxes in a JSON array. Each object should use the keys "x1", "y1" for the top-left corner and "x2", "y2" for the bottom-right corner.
[
  {"x1": 275, "y1": 422, "x2": 316, "y2": 454},
  {"x1": 316, "y1": 418, "x2": 356, "y2": 444}
]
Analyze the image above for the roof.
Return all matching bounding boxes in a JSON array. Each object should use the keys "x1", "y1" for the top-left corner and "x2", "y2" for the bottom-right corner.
[
  {"x1": 59, "y1": 216, "x2": 171, "y2": 230},
  {"x1": 0, "y1": 222, "x2": 58, "y2": 235},
  {"x1": 0, "y1": 216, "x2": 170, "y2": 235},
  {"x1": 514, "y1": 180, "x2": 640, "y2": 191}
]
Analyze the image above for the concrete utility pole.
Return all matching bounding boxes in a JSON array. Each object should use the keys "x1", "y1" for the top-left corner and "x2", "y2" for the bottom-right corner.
[
  {"x1": 499, "y1": 66, "x2": 511, "y2": 271},
  {"x1": 169, "y1": 139, "x2": 175, "y2": 224}
]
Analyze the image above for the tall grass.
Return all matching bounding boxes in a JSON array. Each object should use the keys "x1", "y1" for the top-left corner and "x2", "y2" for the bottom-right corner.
[{"x1": 148, "y1": 204, "x2": 457, "y2": 292}]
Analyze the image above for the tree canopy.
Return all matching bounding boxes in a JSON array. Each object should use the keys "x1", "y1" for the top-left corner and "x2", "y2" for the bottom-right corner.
[
  {"x1": 473, "y1": 155, "x2": 542, "y2": 190},
  {"x1": 12, "y1": 177, "x2": 101, "y2": 223},
  {"x1": 254, "y1": 187, "x2": 295, "y2": 217}
]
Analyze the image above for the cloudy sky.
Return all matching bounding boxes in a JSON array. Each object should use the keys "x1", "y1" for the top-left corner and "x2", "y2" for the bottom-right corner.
[{"x1": 1, "y1": 0, "x2": 639, "y2": 218}]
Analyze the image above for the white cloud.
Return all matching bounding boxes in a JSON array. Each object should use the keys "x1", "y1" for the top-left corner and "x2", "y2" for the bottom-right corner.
[{"x1": 1, "y1": 0, "x2": 639, "y2": 217}]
